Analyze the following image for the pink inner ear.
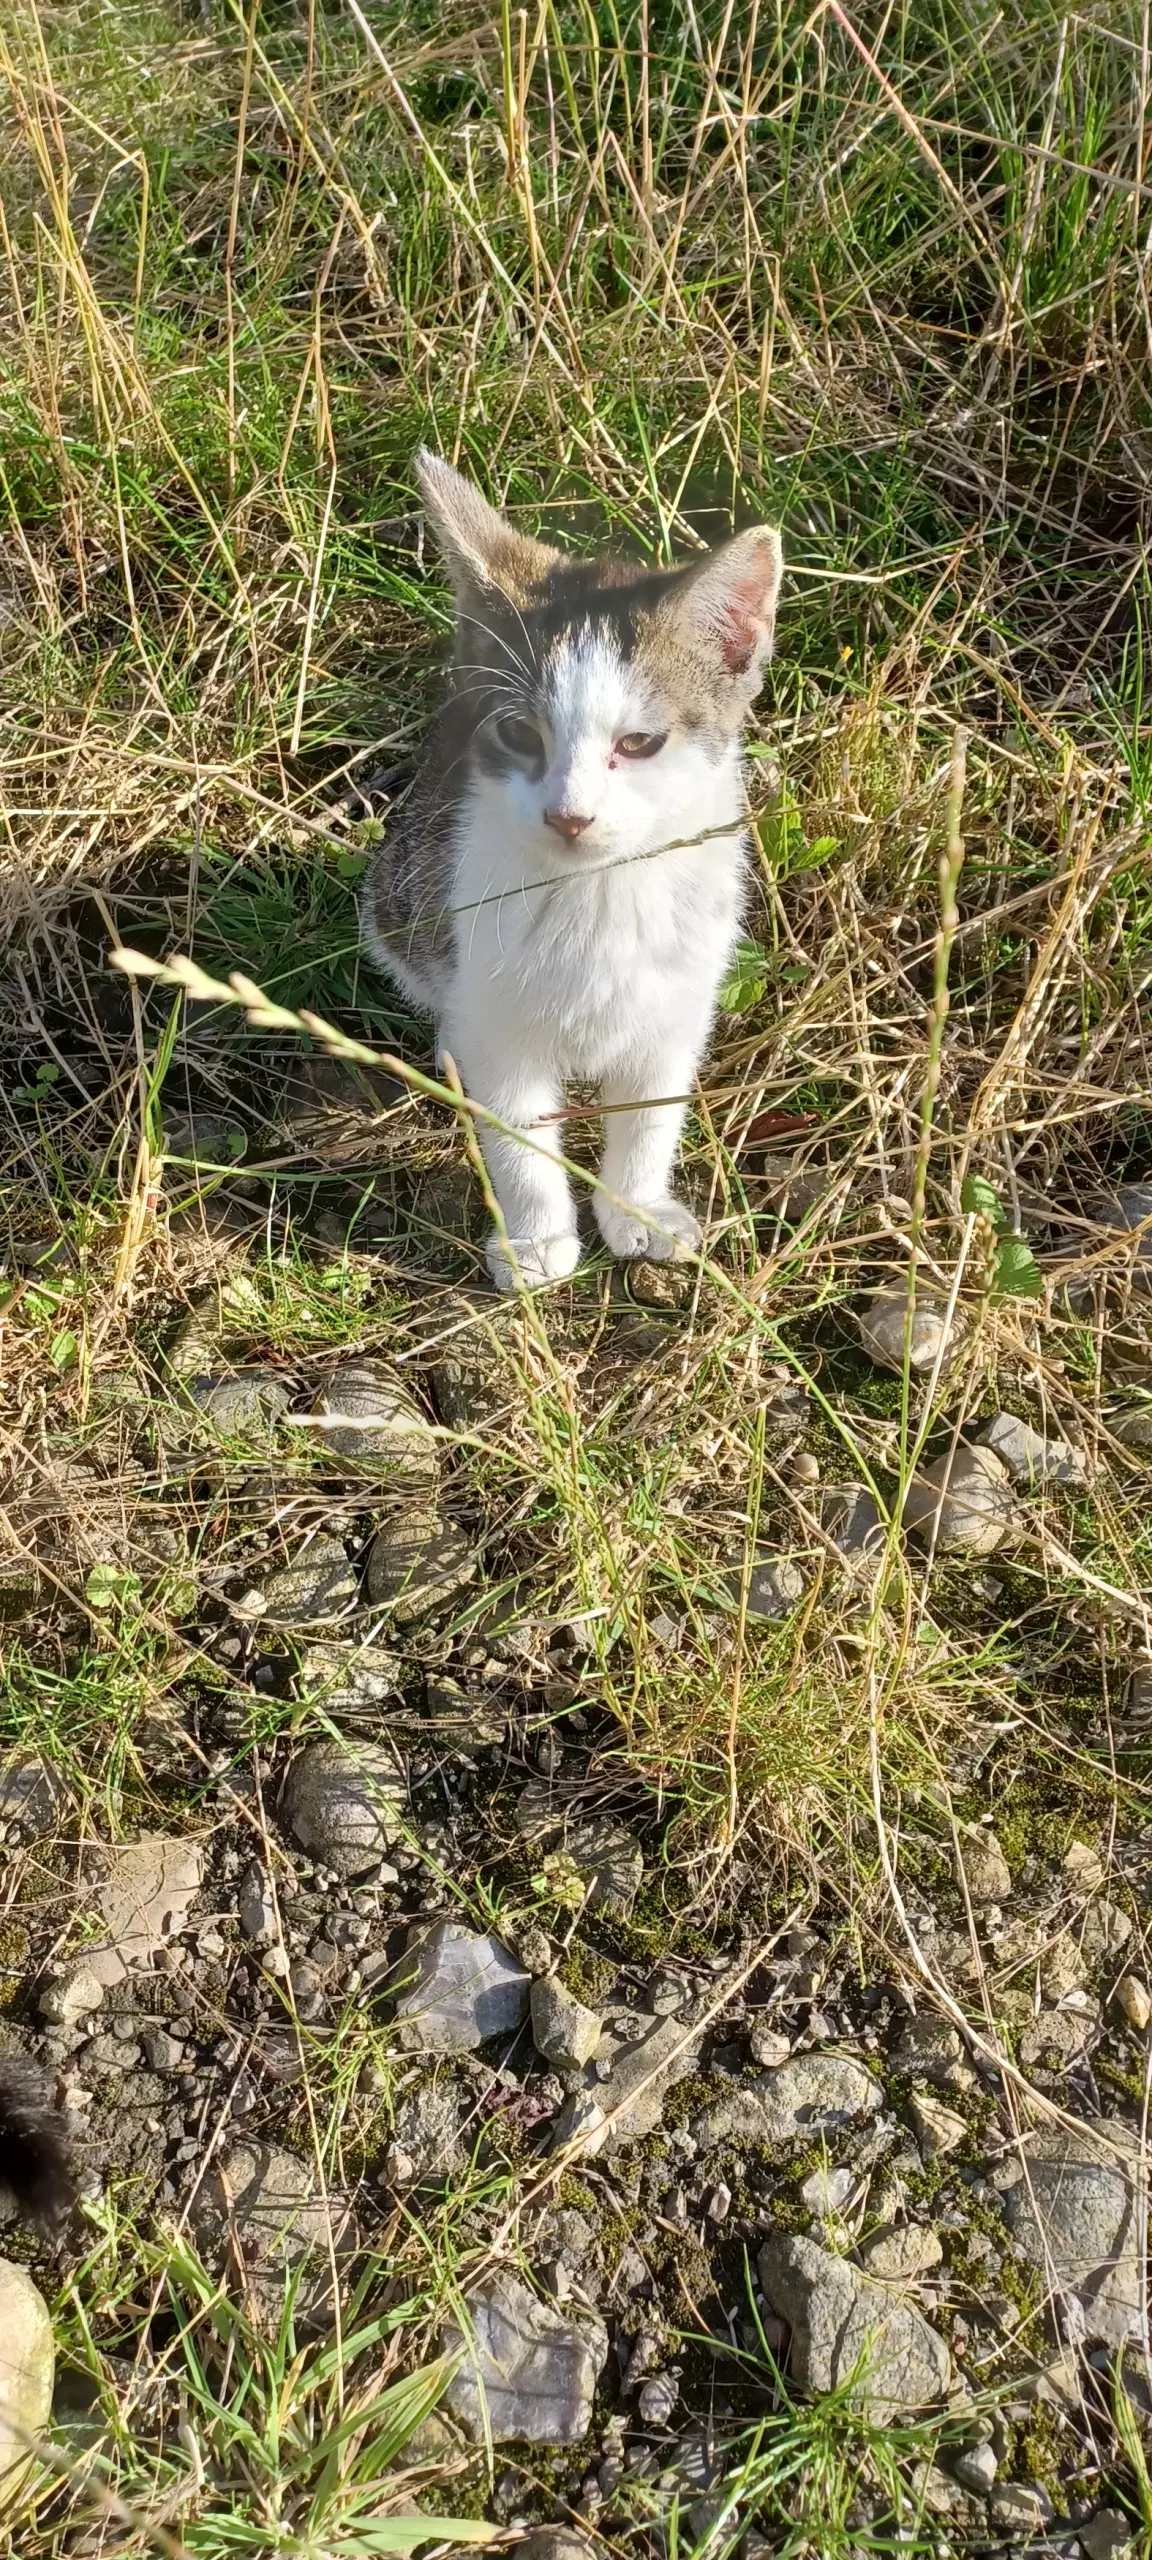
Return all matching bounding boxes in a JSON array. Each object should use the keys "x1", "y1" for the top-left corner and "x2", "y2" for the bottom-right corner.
[{"x1": 713, "y1": 576, "x2": 772, "y2": 674}]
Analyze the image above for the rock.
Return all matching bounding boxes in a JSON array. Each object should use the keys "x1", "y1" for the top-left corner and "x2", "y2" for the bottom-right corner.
[
  {"x1": 0, "y1": 1758, "x2": 59, "y2": 1837},
  {"x1": 1089, "y1": 1182, "x2": 1152, "y2": 1274},
  {"x1": 822, "y1": 1483, "x2": 886, "y2": 1574},
  {"x1": 1116, "y1": 1975, "x2": 1151, "y2": 2032},
  {"x1": 627, "y1": 1259, "x2": 697, "y2": 1310},
  {"x1": 1019, "y1": 2005, "x2": 1095, "y2": 2067},
  {"x1": 193, "y1": 2140, "x2": 350, "y2": 2271},
  {"x1": 38, "y1": 1963, "x2": 106, "y2": 2027},
  {"x1": 140, "y1": 2026, "x2": 183, "y2": 2073},
  {"x1": 517, "y1": 2535, "x2": 596, "y2": 2560},
  {"x1": 442, "y1": 2274, "x2": 606, "y2": 2443},
  {"x1": 382, "y1": 2078, "x2": 461, "y2": 2188},
  {"x1": 554, "y1": 2009, "x2": 703, "y2": 2155},
  {"x1": 191, "y1": 1373, "x2": 291, "y2": 1437},
  {"x1": 1064, "y1": 1838, "x2": 1105, "y2": 1892},
  {"x1": 422, "y1": 1299, "x2": 518, "y2": 1433},
  {"x1": 237, "y1": 1861, "x2": 276, "y2": 1943},
  {"x1": 907, "y1": 2090, "x2": 968, "y2": 2157},
  {"x1": 364, "y1": 1512, "x2": 477, "y2": 1622},
  {"x1": 1079, "y1": 1897, "x2": 1133, "y2": 1966},
  {"x1": 516, "y1": 1793, "x2": 644, "y2": 1915},
  {"x1": 1114, "y1": 1408, "x2": 1152, "y2": 1457},
  {"x1": 693, "y1": 2052, "x2": 881, "y2": 2151},
  {"x1": 392, "y1": 1923, "x2": 530, "y2": 2052},
  {"x1": 259, "y1": 1536, "x2": 358, "y2": 1628},
  {"x1": 637, "y1": 2371, "x2": 679, "y2": 2425},
  {"x1": 306, "y1": 1359, "x2": 439, "y2": 1485},
  {"x1": 87, "y1": 1834, "x2": 203, "y2": 1983},
  {"x1": 994, "y1": 2122, "x2": 1144, "y2": 2343},
  {"x1": 953, "y1": 2440, "x2": 998, "y2": 2495},
  {"x1": 531, "y1": 1978, "x2": 603, "y2": 2070},
  {"x1": 800, "y1": 2163, "x2": 854, "y2": 2216},
  {"x1": 903, "y1": 1443, "x2": 1020, "y2": 1555},
  {"x1": 987, "y1": 2484, "x2": 1053, "y2": 2534},
  {"x1": 749, "y1": 2019, "x2": 791, "y2": 2067},
  {"x1": 280, "y1": 1739, "x2": 404, "y2": 1877},
  {"x1": 856, "y1": 1288, "x2": 960, "y2": 1374},
  {"x1": 957, "y1": 1824, "x2": 1012, "y2": 1902},
  {"x1": 976, "y1": 1411, "x2": 1088, "y2": 1487},
  {"x1": 297, "y1": 1643, "x2": 404, "y2": 1723},
  {"x1": 731, "y1": 1554, "x2": 811, "y2": 1620},
  {"x1": 759, "y1": 2233, "x2": 950, "y2": 2413},
  {"x1": 889, "y1": 2015, "x2": 971, "y2": 2089},
  {"x1": 0, "y1": 2260, "x2": 54, "y2": 2511},
  {"x1": 565, "y1": 1817, "x2": 644, "y2": 1916},
  {"x1": 859, "y1": 2225, "x2": 943, "y2": 2283},
  {"x1": 1080, "y1": 2509, "x2": 1136, "y2": 2560}
]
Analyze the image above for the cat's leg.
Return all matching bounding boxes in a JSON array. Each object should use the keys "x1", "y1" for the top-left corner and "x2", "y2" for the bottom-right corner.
[
  {"x1": 449, "y1": 1025, "x2": 581, "y2": 1291},
  {"x1": 594, "y1": 1038, "x2": 705, "y2": 1262}
]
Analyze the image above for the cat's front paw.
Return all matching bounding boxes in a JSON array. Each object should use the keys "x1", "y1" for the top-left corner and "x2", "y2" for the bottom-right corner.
[
  {"x1": 596, "y1": 1196, "x2": 703, "y2": 1262},
  {"x1": 486, "y1": 1232, "x2": 582, "y2": 1293}
]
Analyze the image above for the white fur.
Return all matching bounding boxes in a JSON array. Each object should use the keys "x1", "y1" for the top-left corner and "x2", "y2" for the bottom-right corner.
[{"x1": 435, "y1": 629, "x2": 748, "y2": 1291}]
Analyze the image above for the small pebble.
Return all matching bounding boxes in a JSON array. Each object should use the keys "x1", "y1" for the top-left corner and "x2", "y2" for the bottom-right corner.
[
  {"x1": 637, "y1": 2371, "x2": 679, "y2": 2427},
  {"x1": 791, "y1": 1452, "x2": 820, "y2": 1484},
  {"x1": 1116, "y1": 1974, "x2": 1152, "y2": 2032}
]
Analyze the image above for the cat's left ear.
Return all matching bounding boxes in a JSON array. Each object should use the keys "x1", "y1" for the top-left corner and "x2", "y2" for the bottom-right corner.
[{"x1": 660, "y1": 525, "x2": 784, "y2": 690}]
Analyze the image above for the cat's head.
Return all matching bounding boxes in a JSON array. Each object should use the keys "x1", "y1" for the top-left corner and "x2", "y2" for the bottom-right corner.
[{"x1": 415, "y1": 449, "x2": 783, "y2": 860}]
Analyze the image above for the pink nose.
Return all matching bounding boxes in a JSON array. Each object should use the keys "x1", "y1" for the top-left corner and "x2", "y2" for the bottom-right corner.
[{"x1": 544, "y1": 809, "x2": 593, "y2": 840}]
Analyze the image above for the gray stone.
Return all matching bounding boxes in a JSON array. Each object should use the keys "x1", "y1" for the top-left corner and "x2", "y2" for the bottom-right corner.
[
  {"x1": 139, "y1": 2026, "x2": 183, "y2": 2073},
  {"x1": 531, "y1": 1977, "x2": 603, "y2": 2070},
  {"x1": 759, "y1": 2232, "x2": 950, "y2": 2413},
  {"x1": 260, "y1": 1536, "x2": 358, "y2": 1629},
  {"x1": 1079, "y1": 1897, "x2": 1133, "y2": 1966},
  {"x1": 995, "y1": 2122, "x2": 1144, "y2": 2343},
  {"x1": 0, "y1": 1757, "x2": 59, "y2": 1836},
  {"x1": 382, "y1": 2078, "x2": 461, "y2": 2187},
  {"x1": 306, "y1": 1359, "x2": 439, "y2": 1484},
  {"x1": 693, "y1": 2051, "x2": 881, "y2": 2151},
  {"x1": 365, "y1": 1512, "x2": 477, "y2": 1622},
  {"x1": 442, "y1": 2273, "x2": 607, "y2": 2443},
  {"x1": 732, "y1": 1554, "x2": 810, "y2": 1620},
  {"x1": 392, "y1": 1922, "x2": 529, "y2": 2052},
  {"x1": 191, "y1": 1372, "x2": 291, "y2": 1438},
  {"x1": 0, "y1": 2260, "x2": 54, "y2": 2513},
  {"x1": 280, "y1": 1739, "x2": 404, "y2": 1877},
  {"x1": 1117, "y1": 1975, "x2": 1152, "y2": 2032},
  {"x1": 957, "y1": 1824, "x2": 1012, "y2": 1902},
  {"x1": 553, "y1": 2009, "x2": 703, "y2": 2155},
  {"x1": 953, "y1": 2441, "x2": 998, "y2": 2495},
  {"x1": 193, "y1": 2140, "x2": 351, "y2": 2270},
  {"x1": 1018, "y1": 2006, "x2": 1095, "y2": 2068},
  {"x1": 976, "y1": 1411, "x2": 1088, "y2": 1487},
  {"x1": 517, "y1": 2535, "x2": 596, "y2": 2560},
  {"x1": 889, "y1": 2015, "x2": 971, "y2": 2089},
  {"x1": 298, "y1": 1642, "x2": 404, "y2": 1723},
  {"x1": 987, "y1": 2484, "x2": 1053, "y2": 2534},
  {"x1": 1090, "y1": 1183, "x2": 1152, "y2": 1266},
  {"x1": 903, "y1": 1443, "x2": 1019, "y2": 1555},
  {"x1": 86, "y1": 1834, "x2": 203, "y2": 1984},
  {"x1": 237, "y1": 1860, "x2": 276, "y2": 1943},
  {"x1": 907, "y1": 2090, "x2": 968, "y2": 2157},
  {"x1": 859, "y1": 2224, "x2": 943, "y2": 2283},
  {"x1": 515, "y1": 1791, "x2": 644, "y2": 1915},
  {"x1": 1114, "y1": 1408, "x2": 1152, "y2": 1457},
  {"x1": 857, "y1": 1288, "x2": 961, "y2": 1374},
  {"x1": 421, "y1": 1298, "x2": 519, "y2": 1433},
  {"x1": 39, "y1": 1963, "x2": 106, "y2": 2027},
  {"x1": 822, "y1": 1483, "x2": 886, "y2": 1573},
  {"x1": 1080, "y1": 2509, "x2": 1136, "y2": 2560},
  {"x1": 800, "y1": 2163, "x2": 854, "y2": 2216},
  {"x1": 637, "y1": 2371, "x2": 679, "y2": 2426}
]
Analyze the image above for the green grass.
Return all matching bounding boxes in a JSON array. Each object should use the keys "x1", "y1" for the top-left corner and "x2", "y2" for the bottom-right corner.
[{"x1": 2, "y1": 0, "x2": 1152, "y2": 2549}]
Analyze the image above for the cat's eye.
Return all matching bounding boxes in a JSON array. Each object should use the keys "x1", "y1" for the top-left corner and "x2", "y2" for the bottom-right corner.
[
  {"x1": 495, "y1": 713, "x2": 543, "y2": 759},
  {"x1": 615, "y1": 731, "x2": 667, "y2": 759}
]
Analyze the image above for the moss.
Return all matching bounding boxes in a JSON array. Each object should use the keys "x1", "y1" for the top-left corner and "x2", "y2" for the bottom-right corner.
[{"x1": 0, "y1": 1919, "x2": 31, "y2": 2008}]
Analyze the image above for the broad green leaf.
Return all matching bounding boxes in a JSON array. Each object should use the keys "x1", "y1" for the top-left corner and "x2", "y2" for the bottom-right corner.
[
  {"x1": 718, "y1": 937, "x2": 769, "y2": 1013},
  {"x1": 85, "y1": 1561, "x2": 141, "y2": 1612},
  {"x1": 960, "y1": 1173, "x2": 1006, "y2": 1228},
  {"x1": 49, "y1": 1329, "x2": 77, "y2": 1370},
  {"x1": 992, "y1": 1235, "x2": 1044, "y2": 1299}
]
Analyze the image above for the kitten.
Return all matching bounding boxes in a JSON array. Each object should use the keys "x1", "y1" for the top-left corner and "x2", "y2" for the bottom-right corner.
[
  {"x1": 0, "y1": 2064, "x2": 74, "y2": 2225},
  {"x1": 361, "y1": 452, "x2": 783, "y2": 1291}
]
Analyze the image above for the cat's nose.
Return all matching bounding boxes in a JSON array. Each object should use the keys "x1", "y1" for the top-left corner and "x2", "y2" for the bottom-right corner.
[{"x1": 544, "y1": 809, "x2": 593, "y2": 840}]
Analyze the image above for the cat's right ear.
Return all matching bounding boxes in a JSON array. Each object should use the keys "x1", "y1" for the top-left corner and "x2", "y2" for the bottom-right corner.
[{"x1": 415, "y1": 450, "x2": 560, "y2": 611}]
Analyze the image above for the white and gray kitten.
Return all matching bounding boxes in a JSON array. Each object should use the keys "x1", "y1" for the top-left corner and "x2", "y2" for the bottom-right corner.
[{"x1": 361, "y1": 451, "x2": 783, "y2": 1292}]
